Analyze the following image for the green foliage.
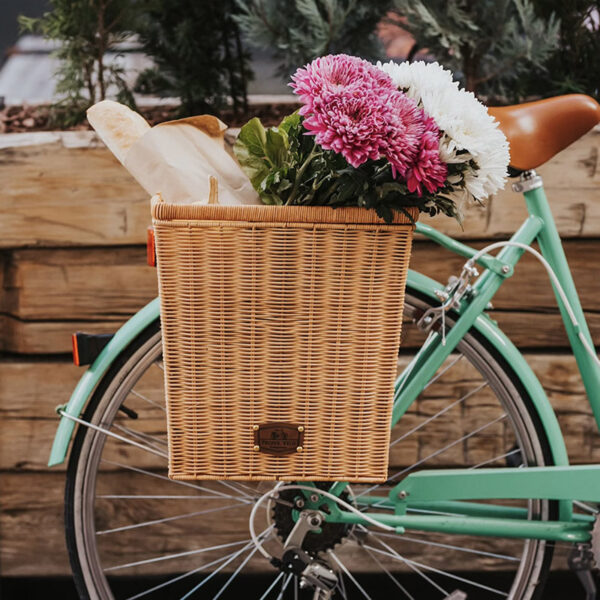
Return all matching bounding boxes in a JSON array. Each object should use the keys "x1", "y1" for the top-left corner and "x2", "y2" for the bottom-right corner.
[
  {"x1": 19, "y1": 0, "x2": 138, "y2": 127},
  {"x1": 528, "y1": 0, "x2": 600, "y2": 100},
  {"x1": 134, "y1": 0, "x2": 252, "y2": 117},
  {"x1": 392, "y1": 0, "x2": 560, "y2": 101},
  {"x1": 234, "y1": 0, "x2": 391, "y2": 77},
  {"x1": 234, "y1": 113, "x2": 460, "y2": 222}
]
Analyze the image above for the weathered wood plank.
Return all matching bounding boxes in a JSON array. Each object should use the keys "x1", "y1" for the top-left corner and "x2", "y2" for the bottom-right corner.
[
  {"x1": 0, "y1": 133, "x2": 149, "y2": 248},
  {"x1": 1, "y1": 354, "x2": 597, "y2": 472},
  {"x1": 2, "y1": 239, "x2": 599, "y2": 353},
  {"x1": 1, "y1": 247, "x2": 157, "y2": 319},
  {"x1": 1, "y1": 127, "x2": 599, "y2": 247},
  {"x1": 2, "y1": 239, "x2": 599, "y2": 318},
  {"x1": 0, "y1": 314, "x2": 126, "y2": 354}
]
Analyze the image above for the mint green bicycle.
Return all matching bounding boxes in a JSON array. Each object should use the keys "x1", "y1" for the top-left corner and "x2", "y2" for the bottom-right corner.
[{"x1": 51, "y1": 94, "x2": 600, "y2": 599}]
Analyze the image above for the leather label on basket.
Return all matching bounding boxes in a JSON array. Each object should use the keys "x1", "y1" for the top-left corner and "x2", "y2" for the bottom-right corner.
[{"x1": 254, "y1": 423, "x2": 304, "y2": 455}]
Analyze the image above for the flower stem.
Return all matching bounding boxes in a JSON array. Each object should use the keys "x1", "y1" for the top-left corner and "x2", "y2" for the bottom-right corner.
[{"x1": 286, "y1": 146, "x2": 321, "y2": 205}]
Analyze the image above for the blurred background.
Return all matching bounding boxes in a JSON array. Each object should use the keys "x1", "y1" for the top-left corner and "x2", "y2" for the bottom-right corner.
[
  {"x1": 1, "y1": 0, "x2": 598, "y2": 129},
  {"x1": 1, "y1": 1, "x2": 600, "y2": 599}
]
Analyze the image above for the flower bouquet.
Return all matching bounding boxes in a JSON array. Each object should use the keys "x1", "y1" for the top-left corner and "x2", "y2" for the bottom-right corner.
[
  {"x1": 234, "y1": 54, "x2": 509, "y2": 223},
  {"x1": 151, "y1": 54, "x2": 511, "y2": 482}
]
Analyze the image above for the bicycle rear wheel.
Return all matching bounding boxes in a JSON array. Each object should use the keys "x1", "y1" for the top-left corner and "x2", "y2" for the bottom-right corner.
[{"x1": 65, "y1": 288, "x2": 557, "y2": 599}]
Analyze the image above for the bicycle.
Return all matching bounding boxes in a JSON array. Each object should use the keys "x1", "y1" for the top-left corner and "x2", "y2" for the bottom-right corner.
[{"x1": 49, "y1": 93, "x2": 600, "y2": 599}]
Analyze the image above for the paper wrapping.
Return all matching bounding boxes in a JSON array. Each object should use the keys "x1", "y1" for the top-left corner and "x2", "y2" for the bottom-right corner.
[{"x1": 123, "y1": 115, "x2": 260, "y2": 206}]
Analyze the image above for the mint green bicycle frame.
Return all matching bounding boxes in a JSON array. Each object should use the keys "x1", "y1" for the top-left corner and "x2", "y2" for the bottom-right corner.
[
  {"x1": 308, "y1": 177, "x2": 600, "y2": 545},
  {"x1": 49, "y1": 174, "x2": 600, "y2": 545}
]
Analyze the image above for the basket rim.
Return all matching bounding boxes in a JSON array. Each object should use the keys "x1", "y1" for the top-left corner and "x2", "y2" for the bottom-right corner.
[{"x1": 151, "y1": 201, "x2": 419, "y2": 225}]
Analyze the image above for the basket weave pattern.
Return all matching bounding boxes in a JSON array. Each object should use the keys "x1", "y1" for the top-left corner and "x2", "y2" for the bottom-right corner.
[{"x1": 152, "y1": 204, "x2": 416, "y2": 482}]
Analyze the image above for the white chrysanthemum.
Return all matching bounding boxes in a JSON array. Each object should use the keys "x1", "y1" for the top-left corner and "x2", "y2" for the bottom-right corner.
[
  {"x1": 376, "y1": 60, "x2": 510, "y2": 202},
  {"x1": 376, "y1": 60, "x2": 457, "y2": 102}
]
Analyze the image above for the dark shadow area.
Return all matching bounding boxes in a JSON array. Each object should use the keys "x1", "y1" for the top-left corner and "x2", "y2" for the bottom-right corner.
[{"x1": 0, "y1": 570, "x2": 586, "y2": 599}]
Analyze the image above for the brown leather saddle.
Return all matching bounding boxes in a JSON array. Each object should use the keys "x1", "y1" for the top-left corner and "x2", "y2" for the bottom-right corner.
[{"x1": 488, "y1": 94, "x2": 600, "y2": 171}]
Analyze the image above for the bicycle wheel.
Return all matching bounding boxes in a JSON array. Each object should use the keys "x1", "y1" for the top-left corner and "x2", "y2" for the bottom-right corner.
[{"x1": 65, "y1": 288, "x2": 557, "y2": 600}]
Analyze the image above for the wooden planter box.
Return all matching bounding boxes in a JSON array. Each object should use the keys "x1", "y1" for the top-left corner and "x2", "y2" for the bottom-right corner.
[{"x1": 1, "y1": 126, "x2": 600, "y2": 576}]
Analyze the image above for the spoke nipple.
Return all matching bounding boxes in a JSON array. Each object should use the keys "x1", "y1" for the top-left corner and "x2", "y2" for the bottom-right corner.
[
  {"x1": 398, "y1": 490, "x2": 409, "y2": 500},
  {"x1": 253, "y1": 445, "x2": 260, "y2": 452},
  {"x1": 296, "y1": 446, "x2": 303, "y2": 452}
]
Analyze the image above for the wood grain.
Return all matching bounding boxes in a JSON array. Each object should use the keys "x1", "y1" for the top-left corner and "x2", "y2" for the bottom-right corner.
[
  {"x1": 1, "y1": 354, "x2": 597, "y2": 472},
  {"x1": 2, "y1": 240, "x2": 600, "y2": 353},
  {"x1": 1, "y1": 126, "x2": 599, "y2": 248},
  {"x1": 0, "y1": 135, "x2": 149, "y2": 248}
]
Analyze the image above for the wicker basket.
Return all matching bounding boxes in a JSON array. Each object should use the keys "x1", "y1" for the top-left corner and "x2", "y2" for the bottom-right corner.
[{"x1": 152, "y1": 201, "x2": 417, "y2": 482}]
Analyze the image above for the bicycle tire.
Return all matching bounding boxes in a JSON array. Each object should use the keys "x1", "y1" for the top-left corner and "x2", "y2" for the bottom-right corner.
[{"x1": 64, "y1": 288, "x2": 557, "y2": 600}]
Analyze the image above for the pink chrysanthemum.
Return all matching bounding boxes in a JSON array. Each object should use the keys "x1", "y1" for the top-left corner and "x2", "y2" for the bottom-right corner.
[
  {"x1": 381, "y1": 92, "x2": 425, "y2": 178},
  {"x1": 290, "y1": 54, "x2": 395, "y2": 116},
  {"x1": 405, "y1": 115, "x2": 447, "y2": 196},
  {"x1": 292, "y1": 54, "x2": 427, "y2": 171}
]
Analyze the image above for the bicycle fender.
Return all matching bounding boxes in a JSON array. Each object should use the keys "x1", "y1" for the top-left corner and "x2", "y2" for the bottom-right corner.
[
  {"x1": 48, "y1": 297, "x2": 160, "y2": 467},
  {"x1": 406, "y1": 269, "x2": 569, "y2": 468}
]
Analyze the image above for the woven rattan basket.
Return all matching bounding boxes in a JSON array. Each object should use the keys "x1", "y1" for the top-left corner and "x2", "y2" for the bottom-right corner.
[{"x1": 152, "y1": 200, "x2": 417, "y2": 482}]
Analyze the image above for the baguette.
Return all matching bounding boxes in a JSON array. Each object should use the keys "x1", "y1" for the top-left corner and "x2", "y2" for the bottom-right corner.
[{"x1": 86, "y1": 100, "x2": 150, "y2": 165}]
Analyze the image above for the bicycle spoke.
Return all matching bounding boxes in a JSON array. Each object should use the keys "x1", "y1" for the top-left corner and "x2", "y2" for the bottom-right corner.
[
  {"x1": 97, "y1": 494, "x2": 226, "y2": 500},
  {"x1": 177, "y1": 525, "x2": 273, "y2": 600},
  {"x1": 125, "y1": 545, "x2": 253, "y2": 600},
  {"x1": 96, "y1": 502, "x2": 245, "y2": 535},
  {"x1": 363, "y1": 532, "x2": 449, "y2": 596},
  {"x1": 100, "y1": 460, "x2": 253, "y2": 504},
  {"x1": 423, "y1": 353, "x2": 464, "y2": 390},
  {"x1": 217, "y1": 479, "x2": 257, "y2": 500},
  {"x1": 104, "y1": 538, "x2": 253, "y2": 572},
  {"x1": 359, "y1": 412, "x2": 507, "y2": 508},
  {"x1": 354, "y1": 537, "x2": 415, "y2": 600},
  {"x1": 364, "y1": 543, "x2": 509, "y2": 596},
  {"x1": 337, "y1": 570, "x2": 349, "y2": 600},
  {"x1": 574, "y1": 500, "x2": 598, "y2": 514},
  {"x1": 112, "y1": 422, "x2": 168, "y2": 450},
  {"x1": 202, "y1": 541, "x2": 262, "y2": 600},
  {"x1": 329, "y1": 552, "x2": 373, "y2": 600},
  {"x1": 257, "y1": 572, "x2": 284, "y2": 600},
  {"x1": 389, "y1": 382, "x2": 488, "y2": 449},
  {"x1": 177, "y1": 542, "x2": 257, "y2": 600},
  {"x1": 388, "y1": 412, "x2": 508, "y2": 484},
  {"x1": 470, "y1": 448, "x2": 521, "y2": 470},
  {"x1": 130, "y1": 388, "x2": 166, "y2": 412},
  {"x1": 374, "y1": 531, "x2": 520, "y2": 562},
  {"x1": 275, "y1": 573, "x2": 293, "y2": 600},
  {"x1": 61, "y1": 411, "x2": 168, "y2": 459}
]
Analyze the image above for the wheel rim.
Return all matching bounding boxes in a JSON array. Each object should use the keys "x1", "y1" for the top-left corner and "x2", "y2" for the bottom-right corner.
[{"x1": 67, "y1": 295, "x2": 554, "y2": 599}]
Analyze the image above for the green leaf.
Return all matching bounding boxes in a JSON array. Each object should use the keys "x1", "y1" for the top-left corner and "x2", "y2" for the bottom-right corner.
[
  {"x1": 237, "y1": 117, "x2": 268, "y2": 157},
  {"x1": 233, "y1": 140, "x2": 269, "y2": 190},
  {"x1": 279, "y1": 111, "x2": 302, "y2": 136},
  {"x1": 265, "y1": 128, "x2": 288, "y2": 167}
]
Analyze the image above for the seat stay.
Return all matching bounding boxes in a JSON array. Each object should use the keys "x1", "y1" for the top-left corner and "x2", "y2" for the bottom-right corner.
[{"x1": 523, "y1": 182, "x2": 600, "y2": 430}]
